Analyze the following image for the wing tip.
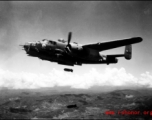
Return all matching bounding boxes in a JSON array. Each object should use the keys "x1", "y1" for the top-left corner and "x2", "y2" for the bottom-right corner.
[{"x1": 131, "y1": 37, "x2": 143, "y2": 43}]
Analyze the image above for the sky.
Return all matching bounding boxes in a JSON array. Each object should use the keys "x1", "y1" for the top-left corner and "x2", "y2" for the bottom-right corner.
[{"x1": 0, "y1": 1, "x2": 152, "y2": 90}]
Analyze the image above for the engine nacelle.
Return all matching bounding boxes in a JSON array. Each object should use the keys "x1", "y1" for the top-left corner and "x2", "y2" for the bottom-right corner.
[
  {"x1": 66, "y1": 43, "x2": 87, "y2": 57},
  {"x1": 70, "y1": 43, "x2": 83, "y2": 52},
  {"x1": 56, "y1": 54, "x2": 64, "y2": 58}
]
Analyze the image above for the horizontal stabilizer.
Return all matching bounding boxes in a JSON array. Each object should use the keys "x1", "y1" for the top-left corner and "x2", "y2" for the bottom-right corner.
[
  {"x1": 106, "y1": 45, "x2": 132, "y2": 60},
  {"x1": 107, "y1": 54, "x2": 124, "y2": 58}
]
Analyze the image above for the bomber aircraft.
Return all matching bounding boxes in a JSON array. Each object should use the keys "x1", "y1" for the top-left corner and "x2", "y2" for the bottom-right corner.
[{"x1": 20, "y1": 32, "x2": 142, "y2": 72}]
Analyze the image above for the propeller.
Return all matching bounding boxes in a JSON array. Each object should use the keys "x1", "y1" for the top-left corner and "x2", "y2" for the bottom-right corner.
[
  {"x1": 65, "y1": 32, "x2": 72, "y2": 54},
  {"x1": 27, "y1": 45, "x2": 30, "y2": 52},
  {"x1": 67, "y1": 32, "x2": 72, "y2": 45}
]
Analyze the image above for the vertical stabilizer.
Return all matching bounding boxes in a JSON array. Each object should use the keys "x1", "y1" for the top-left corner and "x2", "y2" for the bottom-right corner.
[{"x1": 125, "y1": 45, "x2": 132, "y2": 60}]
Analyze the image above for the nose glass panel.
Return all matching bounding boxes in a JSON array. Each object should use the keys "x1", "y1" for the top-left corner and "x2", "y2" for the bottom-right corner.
[{"x1": 23, "y1": 43, "x2": 31, "y2": 52}]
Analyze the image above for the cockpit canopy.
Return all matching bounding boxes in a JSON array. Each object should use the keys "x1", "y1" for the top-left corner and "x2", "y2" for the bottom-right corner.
[
  {"x1": 58, "y1": 38, "x2": 67, "y2": 43},
  {"x1": 41, "y1": 39, "x2": 57, "y2": 45},
  {"x1": 42, "y1": 39, "x2": 48, "y2": 42},
  {"x1": 49, "y1": 40, "x2": 56, "y2": 45}
]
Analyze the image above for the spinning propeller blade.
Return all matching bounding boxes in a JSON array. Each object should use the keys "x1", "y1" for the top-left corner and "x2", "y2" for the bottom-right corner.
[
  {"x1": 65, "y1": 32, "x2": 72, "y2": 54},
  {"x1": 67, "y1": 32, "x2": 72, "y2": 45}
]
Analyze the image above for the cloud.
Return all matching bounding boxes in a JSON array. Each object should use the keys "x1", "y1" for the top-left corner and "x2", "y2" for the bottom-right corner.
[
  {"x1": 139, "y1": 71, "x2": 152, "y2": 87},
  {"x1": 0, "y1": 67, "x2": 151, "y2": 89}
]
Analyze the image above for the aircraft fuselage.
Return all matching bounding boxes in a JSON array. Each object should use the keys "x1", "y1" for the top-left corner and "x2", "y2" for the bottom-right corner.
[
  {"x1": 23, "y1": 39, "x2": 117, "y2": 66},
  {"x1": 21, "y1": 32, "x2": 142, "y2": 67}
]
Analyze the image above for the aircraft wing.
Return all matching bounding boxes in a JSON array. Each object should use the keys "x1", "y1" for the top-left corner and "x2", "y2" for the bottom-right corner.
[{"x1": 82, "y1": 37, "x2": 142, "y2": 51}]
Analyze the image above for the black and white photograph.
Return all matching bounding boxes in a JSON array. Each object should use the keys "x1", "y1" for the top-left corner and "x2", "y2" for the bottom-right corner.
[{"x1": 0, "y1": 1, "x2": 152, "y2": 119}]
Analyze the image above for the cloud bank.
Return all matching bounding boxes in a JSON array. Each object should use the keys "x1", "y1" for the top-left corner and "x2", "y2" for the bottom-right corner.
[{"x1": 0, "y1": 67, "x2": 151, "y2": 89}]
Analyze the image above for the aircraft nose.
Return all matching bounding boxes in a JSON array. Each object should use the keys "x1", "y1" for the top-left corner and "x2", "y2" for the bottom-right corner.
[
  {"x1": 24, "y1": 43, "x2": 29, "y2": 48},
  {"x1": 23, "y1": 43, "x2": 31, "y2": 52}
]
